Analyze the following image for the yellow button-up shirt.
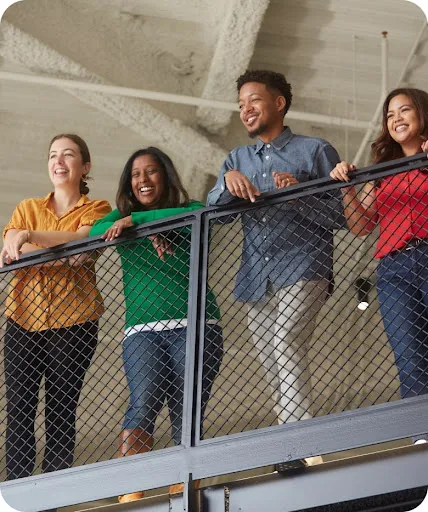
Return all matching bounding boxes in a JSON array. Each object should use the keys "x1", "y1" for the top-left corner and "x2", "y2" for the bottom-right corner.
[{"x1": 3, "y1": 193, "x2": 111, "y2": 332}]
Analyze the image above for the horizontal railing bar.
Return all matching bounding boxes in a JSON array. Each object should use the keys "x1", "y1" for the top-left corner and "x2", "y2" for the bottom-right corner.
[
  {"x1": 190, "y1": 394, "x2": 428, "y2": 479},
  {"x1": 2, "y1": 395, "x2": 427, "y2": 511},
  {"x1": 205, "y1": 152, "x2": 428, "y2": 219},
  {"x1": 1, "y1": 153, "x2": 426, "y2": 273},
  {"x1": 0, "y1": 218, "x2": 197, "y2": 273},
  {"x1": 203, "y1": 446, "x2": 428, "y2": 512}
]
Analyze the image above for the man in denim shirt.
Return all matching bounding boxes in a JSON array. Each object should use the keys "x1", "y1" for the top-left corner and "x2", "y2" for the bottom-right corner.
[{"x1": 207, "y1": 70, "x2": 344, "y2": 439}]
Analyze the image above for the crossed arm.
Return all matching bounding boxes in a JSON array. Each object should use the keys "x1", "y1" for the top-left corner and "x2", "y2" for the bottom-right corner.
[{"x1": 0, "y1": 226, "x2": 92, "y2": 268}]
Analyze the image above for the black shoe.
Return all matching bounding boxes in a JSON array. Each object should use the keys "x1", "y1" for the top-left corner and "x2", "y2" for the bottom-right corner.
[{"x1": 274, "y1": 459, "x2": 307, "y2": 473}]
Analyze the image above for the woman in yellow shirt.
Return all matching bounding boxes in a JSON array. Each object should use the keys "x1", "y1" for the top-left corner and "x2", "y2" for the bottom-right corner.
[{"x1": 0, "y1": 134, "x2": 111, "y2": 480}]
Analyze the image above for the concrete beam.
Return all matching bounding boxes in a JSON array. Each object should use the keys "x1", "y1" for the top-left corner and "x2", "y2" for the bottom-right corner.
[
  {"x1": 0, "y1": 21, "x2": 228, "y2": 197},
  {"x1": 196, "y1": 0, "x2": 270, "y2": 134}
]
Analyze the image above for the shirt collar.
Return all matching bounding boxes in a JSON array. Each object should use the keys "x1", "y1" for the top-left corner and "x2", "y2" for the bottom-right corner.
[
  {"x1": 42, "y1": 192, "x2": 90, "y2": 209},
  {"x1": 255, "y1": 126, "x2": 293, "y2": 153}
]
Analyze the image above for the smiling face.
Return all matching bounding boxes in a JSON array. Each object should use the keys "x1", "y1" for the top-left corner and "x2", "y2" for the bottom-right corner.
[
  {"x1": 238, "y1": 82, "x2": 286, "y2": 141},
  {"x1": 131, "y1": 154, "x2": 165, "y2": 209},
  {"x1": 48, "y1": 137, "x2": 90, "y2": 190},
  {"x1": 387, "y1": 94, "x2": 422, "y2": 156}
]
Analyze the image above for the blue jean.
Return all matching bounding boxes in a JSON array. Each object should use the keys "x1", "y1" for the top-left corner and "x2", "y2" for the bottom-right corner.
[
  {"x1": 377, "y1": 242, "x2": 428, "y2": 398},
  {"x1": 122, "y1": 324, "x2": 223, "y2": 445}
]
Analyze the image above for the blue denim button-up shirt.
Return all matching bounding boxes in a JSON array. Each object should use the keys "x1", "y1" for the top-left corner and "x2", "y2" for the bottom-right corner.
[{"x1": 206, "y1": 127, "x2": 344, "y2": 302}]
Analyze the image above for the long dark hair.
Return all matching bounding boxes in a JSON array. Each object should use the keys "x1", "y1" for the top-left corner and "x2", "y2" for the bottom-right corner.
[
  {"x1": 48, "y1": 133, "x2": 92, "y2": 194},
  {"x1": 116, "y1": 147, "x2": 190, "y2": 217},
  {"x1": 371, "y1": 88, "x2": 428, "y2": 164}
]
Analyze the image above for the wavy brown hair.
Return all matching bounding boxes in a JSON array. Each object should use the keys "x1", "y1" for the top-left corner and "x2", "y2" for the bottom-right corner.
[
  {"x1": 116, "y1": 147, "x2": 190, "y2": 217},
  {"x1": 371, "y1": 88, "x2": 428, "y2": 164},
  {"x1": 48, "y1": 133, "x2": 92, "y2": 194}
]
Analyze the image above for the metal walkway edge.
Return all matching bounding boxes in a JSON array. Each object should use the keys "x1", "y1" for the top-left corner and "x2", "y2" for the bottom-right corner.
[{"x1": 60, "y1": 444, "x2": 428, "y2": 512}]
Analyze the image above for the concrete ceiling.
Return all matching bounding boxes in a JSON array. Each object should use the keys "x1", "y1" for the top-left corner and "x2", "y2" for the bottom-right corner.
[{"x1": 0, "y1": 0, "x2": 427, "y2": 229}]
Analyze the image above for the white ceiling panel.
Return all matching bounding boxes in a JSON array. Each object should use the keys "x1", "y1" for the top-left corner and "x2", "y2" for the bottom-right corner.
[{"x1": 0, "y1": 0, "x2": 426, "y2": 226}]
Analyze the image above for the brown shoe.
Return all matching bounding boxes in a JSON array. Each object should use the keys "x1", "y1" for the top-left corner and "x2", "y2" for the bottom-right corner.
[
  {"x1": 118, "y1": 428, "x2": 153, "y2": 457},
  {"x1": 118, "y1": 491, "x2": 145, "y2": 503},
  {"x1": 169, "y1": 480, "x2": 200, "y2": 495},
  {"x1": 169, "y1": 483, "x2": 185, "y2": 495},
  {"x1": 117, "y1": 429, "x2": 153, "y2": 503}
]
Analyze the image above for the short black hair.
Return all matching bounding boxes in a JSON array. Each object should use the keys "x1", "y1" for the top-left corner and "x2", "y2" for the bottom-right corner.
[{"x1": 236, "y1": 69, "x2": 292, "y2": 117}]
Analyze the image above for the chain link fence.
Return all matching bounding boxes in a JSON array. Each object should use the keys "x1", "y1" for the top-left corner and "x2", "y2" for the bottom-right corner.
[{"x1": 0, "y1": 155, "x2": 427, "y2": 483}]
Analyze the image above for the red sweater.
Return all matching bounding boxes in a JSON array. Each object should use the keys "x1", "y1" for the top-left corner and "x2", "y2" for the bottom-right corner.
[{"x1": 375, "y1": 168, "x2": 428, "y2": 258}]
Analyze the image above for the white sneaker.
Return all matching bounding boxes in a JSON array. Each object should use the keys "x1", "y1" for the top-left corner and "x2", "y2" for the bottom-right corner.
[{"x1": 414, "y1": 439, "x2": 427, "y2": 445}]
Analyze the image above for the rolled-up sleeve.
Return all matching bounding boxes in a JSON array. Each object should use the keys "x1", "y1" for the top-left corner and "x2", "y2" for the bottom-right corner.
[
  {"x1": 3, "y1": 201, "x2": 28, "y2": 239},
  {"x1": 206, "y1": 152, "x2": 237, "y2": 206}
]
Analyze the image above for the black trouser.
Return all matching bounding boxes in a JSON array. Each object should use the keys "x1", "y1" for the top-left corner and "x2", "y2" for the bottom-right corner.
[{"x1": 4, "y1": 319, "x2": 98, "y2": 480}]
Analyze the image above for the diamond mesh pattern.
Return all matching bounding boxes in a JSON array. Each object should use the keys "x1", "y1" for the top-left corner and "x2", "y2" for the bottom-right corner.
[
  {"x1": 201, "y1": 170, "x2": 428, "y2": 439},
  {"x1": 0, "y1": 164, "x2": 427, "y2": 480},
  {"x1": 0, "y1": 225, "x2": 210, "y2": 480}
]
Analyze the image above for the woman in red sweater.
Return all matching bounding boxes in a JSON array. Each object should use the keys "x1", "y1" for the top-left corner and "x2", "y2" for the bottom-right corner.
[{"x1": 330, "y1": 88, "x2": 428, "y2": 438}]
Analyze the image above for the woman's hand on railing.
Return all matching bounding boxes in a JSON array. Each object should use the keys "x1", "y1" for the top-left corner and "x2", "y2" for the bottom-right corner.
[
  {"x1": 99, "y1": 217, "x2": 173, "y2": 260},
  {"x1": 330, "y1": 161, "x2": 356, "y2": 182},
  {"x1": 0, "y1": 249, "x2": 12, "y2": 267},
  {"x1": 148, "y1": 235, "x2": 174, "y2": 261},
  {"x1": 101, "y1": 217, "x2": 133, "y2": 242},
  {"x1": 421, "y1": 138, "x2": 428, "y2": 153},
  {"x1": 0, "y1": 230, "x2": 30, "y2": 267},
  {"x1": 330, "y1": 161, "x2": 358, "y2": 195}
]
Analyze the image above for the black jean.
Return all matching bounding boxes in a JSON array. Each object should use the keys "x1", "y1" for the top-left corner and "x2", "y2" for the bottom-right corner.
[{"x1": 4, "y1": 319, "x2": 98, "y2": 480}]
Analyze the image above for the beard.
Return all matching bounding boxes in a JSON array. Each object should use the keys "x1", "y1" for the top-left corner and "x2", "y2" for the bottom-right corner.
[{"x1": 247, "y1": 122, "x2": 269, "y2": 139}]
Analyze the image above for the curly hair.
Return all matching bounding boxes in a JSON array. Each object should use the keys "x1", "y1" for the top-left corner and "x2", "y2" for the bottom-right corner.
[
  {"x1": 371, "y1": 88, "x2": 428, "y2": 164},
  {"x1": 116, "y1": 147, "x2": 190, "y2": 217},
  {"x1": 236, "y1": 69, "x2": 292, "y2": 117}
]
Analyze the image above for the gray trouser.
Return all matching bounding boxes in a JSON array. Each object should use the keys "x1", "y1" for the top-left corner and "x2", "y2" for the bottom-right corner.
[{"x1": 247, "y1": 279, "x2": 329, "y2": 424}]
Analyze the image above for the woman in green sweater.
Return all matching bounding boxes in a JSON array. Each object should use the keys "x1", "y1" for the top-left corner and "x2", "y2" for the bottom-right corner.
[{"x1": 90, "y1": 147, "x2": 223, "y2": 502}]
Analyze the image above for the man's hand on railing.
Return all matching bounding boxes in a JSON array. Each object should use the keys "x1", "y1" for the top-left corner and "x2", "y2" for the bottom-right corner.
[
  {"x1": 224, "y1": 169, "x2": 261, "y2": 203},
  {"x1": 148, "y1": 235, "x2": 174, "y2": 261},
  {"x1": 101, "y1": 217, "x2": 133, "y2": 241},
  {"x1": 272, "y1": 171, "x2": 300, "y2": 189}
]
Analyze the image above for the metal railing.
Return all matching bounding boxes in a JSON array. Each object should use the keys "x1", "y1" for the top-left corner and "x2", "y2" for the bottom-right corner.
[{"x1": 0, "y1": 153, "x2": 427, "y2": 511}]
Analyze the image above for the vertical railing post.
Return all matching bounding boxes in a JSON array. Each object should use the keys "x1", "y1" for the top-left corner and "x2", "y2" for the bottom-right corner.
[
  {"x1": 181, "y1": 214, "x2": 204, "y2": 449},
  {"x1": 180, "y1": 213, "x2": 208, "y2": 512}
]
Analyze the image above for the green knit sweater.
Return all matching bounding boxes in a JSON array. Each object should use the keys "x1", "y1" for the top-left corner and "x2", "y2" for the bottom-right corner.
[{"x1": 90, "y1": 201, "x2": 220, "y2": 330}]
